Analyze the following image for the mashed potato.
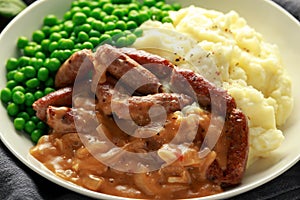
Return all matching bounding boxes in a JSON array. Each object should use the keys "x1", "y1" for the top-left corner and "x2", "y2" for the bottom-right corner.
[{"x1": 132, "y1": 6, "x2": 293, "y2": 166}]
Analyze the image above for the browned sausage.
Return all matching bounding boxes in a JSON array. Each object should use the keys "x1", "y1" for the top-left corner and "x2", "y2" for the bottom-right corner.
[
  {"x1": 114, "y1": 93, "x2": 194, "y2": 125},
  {"x1": 170, "y1": 69, "x2": 236, "y2": 116},
  {"x1": 46, "y1": 106, "x2": 99, "y2": 134},
  {"x1": 95, "y1": 81, "x2": 194, "y2": 125},
  {"x1": 55, "y1": 49, "x2": 94, "y2": 88},
  {"x1": 120, "y1": 47, "x2": 175, "y2": 78},
  {"x1": 32, "y1": 87, "x2": 73, "y2": 121},
  {"x1": 46, "y1": 106, "x2": 76, "y2": 133},
  {"x1": 206, "y1": 108, "x2": 249, "y2": 186},
  {"x1": 93, "y1": 44, "x2": 162, "y2": 95}
]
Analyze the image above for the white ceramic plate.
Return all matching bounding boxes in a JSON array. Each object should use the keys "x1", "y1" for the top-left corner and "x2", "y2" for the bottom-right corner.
[{"x1": 0, "y1": 0, "x2": 299, "y2": 199}]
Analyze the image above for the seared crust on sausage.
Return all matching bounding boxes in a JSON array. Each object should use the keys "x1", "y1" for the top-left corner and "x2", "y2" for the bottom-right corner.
[
  {"x1": 33, "y1": 87, "x2": 73, "y2": 121},
  {"x1": 120, "y1": 47, "x2": 175, "y2": 78},
  {"x1": 170, "y1": 69, "x2": 237, "y2": 116},
  {"x1": 96, "y1": 82, "x2": 194, "y2": 125},
  {"x1": 93, "y1": 44, "x2": 162, "y2": 95},
  {"x1": 207, "y1": 109, "x2": 249, "y2": 186}
]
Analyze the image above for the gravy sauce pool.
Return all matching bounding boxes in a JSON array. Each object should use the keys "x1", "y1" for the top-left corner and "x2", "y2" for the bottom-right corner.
[{"x1": 30, "y1": 110, "x2": 225, "y2": 199}]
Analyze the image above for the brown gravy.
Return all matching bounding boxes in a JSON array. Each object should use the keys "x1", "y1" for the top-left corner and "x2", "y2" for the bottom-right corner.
[{"x1": 30, "y1": 112, "x2": 224, "y2": 199}]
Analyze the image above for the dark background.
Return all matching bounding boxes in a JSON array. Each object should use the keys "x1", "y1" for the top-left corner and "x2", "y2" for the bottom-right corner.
[{"x1": 0, "y1": 0, "x2": 299, "y2": 199}]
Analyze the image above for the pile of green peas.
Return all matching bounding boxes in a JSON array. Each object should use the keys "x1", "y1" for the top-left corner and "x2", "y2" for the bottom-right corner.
[{"x1": 0, "y1": 0, "x2": 181, "y2": 143}]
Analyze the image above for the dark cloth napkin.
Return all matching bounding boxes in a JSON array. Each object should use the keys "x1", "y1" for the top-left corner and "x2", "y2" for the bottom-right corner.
[{"x1": 0, "y1": 0, "x2": 299, "y2": 199}]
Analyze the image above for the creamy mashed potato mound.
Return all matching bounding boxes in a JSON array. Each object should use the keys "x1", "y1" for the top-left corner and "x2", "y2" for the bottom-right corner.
[{"x1": 132, "y1": 6, "x2": 293, "y2": 166}]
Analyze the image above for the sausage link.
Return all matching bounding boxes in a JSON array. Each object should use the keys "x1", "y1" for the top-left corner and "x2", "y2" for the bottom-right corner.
[
  {"x1": 32, "y1": 87, "x2": 73, "y2": 121},
  {"x1": 93, "y1": 44, "x2": 162, "y2": 95},
  {"x1": 55, "y1": 49, "x2": 94, "y2": 88}
]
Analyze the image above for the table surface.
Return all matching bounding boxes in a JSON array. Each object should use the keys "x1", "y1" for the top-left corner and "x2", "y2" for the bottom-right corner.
[{"x1": 0, "y1": 0, "x2": 299, "y2": 200}]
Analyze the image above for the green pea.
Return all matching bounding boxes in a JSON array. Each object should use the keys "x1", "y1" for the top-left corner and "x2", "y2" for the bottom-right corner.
[
  {"x1": 18, "y1": 56, "x2": 30, "y2": 67},
  {"x1": 49, "y1": 25, "x2": 62, "y2": 35},
  {"x1": 17, "y1": 112, "x2": 30, "y2": 121},
  {"x1": 31, "y1": 129, "x2": 43, "y2": 143},
  {"x1": 6, "y1": 58, "x2": 19, "y2": 71},
  {"x1": 128, "y1": 3, "x2": 139, "y2": 11},
  {"x1": 41, "y1": 26, "x2": 51, "y2": 38},
  {"x1": 58, "y1": 38, "x2": 74, "y2": 50},
  {"x1": 23, "y1": 45, "x2": 36, "y2": 57},
  {"x1": 103, "y1": 3, "x2": 114, "y2": 15},
  {"x1": 155, "y1": 1, "x2": 165, "y2": 9},
  {"x1": 1, "y1": 88, "x2": 12, "y2": 103},
  {"x1": 11, "y1": 86, "x2": 25, "y2": 93},
  {"x1": 44, "y1": 14, "x2": 59, "y2": 26},
  {"x1": 35, "y1": 52, "x2": 46, "y2": 60},
  {"x1": 24, "y1": 66, "x2": 36, "y2": 79},
  {"x1": 126, "y1": 33, "x2": 137, "y2": 46},
  {"x1": 12, "y1": 91, "x2": 25, "y2": 104},
  {"x1": 115, "y1": 20, "x2": 127, "y2": 30},
  {"x1": 82, "y1": 41, "x2": 94, "y2": 49},
  {"x1": 80, "y1": 23, "x2": 92, "y2": 33},
  {"x1": 89, "y1": 29, "x2": 101, "y2": 37},
  {"x1": 78, "y1": 31, "x2": 89, "y2": 43},
  {"x1": 41, "y1": 39, "x2": 51, "y2": 52},
  {"x1": 143, "y1": 0, "x2": 156, "y2": 7},
  {"x1": 126, "y1": 21, "x2": 138, "y2": 30},
  {"x1": 90, "y1": 8, "x2": 102, "y2": 20},
  {"x1": 44, "y1": 87, "x2": 55, "y2": 95},
  {"x1": 64, "y1": 10, "x2": 72, "y2": 20},
  {"x1": 50, "y1": 32, "x2": 62, "y2": 42},
  {"x1": 116, "y1": 36, "x2": 127, "y2": 47},
  {"x1": 17, "y1": 36, "x2": 29, "y2": 49},
  {"x1": 162, "y1": 16, "x2": 173, "y2": 23},
  {"x1": 24, "y1": 120, "x2": 36, "y2": 134},
  {"x1": 31, "y1": 116, "x2": 40, "y2": 124},
  {"x1": 24, "y1": 92, "x2": 35, "y2": 106},
  {"x1": 14, "y1": 117, "x2": 26, "y2": 131},
  {"x1": 103, "y1": 15, "x2": 119, "y2": 23},
  {"x1": 32, "y1": 30, "x2": 45, "y2": 43},
  {"x1": 14, "y1": 71, "x2": 25, "y2": 82},
  {"x1": 172, "y1": 3, "x2": 181, "y2": 11},
  {"x1": 34, "y1": 90, "x2": 44, "y2": 100},
  {"x1": 72, "y1": 12, "x2": 87, "y2": 25},
  {"x1": 133, "y1": 28, "x2": 143, "y2": 37},
  {"x1": 128, "y1": 10, "x2": 139, "y2": 21},
  {"x1": 30, "y1": 58, "x2": 44, "y2": 70},
  {"x1": 137, "y1": 11, "x2": 150, "y2": 25},
  {"x1": 99, "y1": 0, "x2": 110, "y2": 8},
  {"x1": 44, "y1": 57, "x2": 61, "y2": 72},
  {"x1": 7, "y1": 103, "x2": 19, "y2": 117},
  {"x1": 37, "y1": 67, "x2": 49, "y2": 81},
  {"x1": 25, "y1": 78, "x2": 40, "y2": 89},
  {"x1": 77, "y1": 0, "x2": 89, "y2": 8},
  {"x1": 99, "y1": 34, "x2": 112, "y2": 44},
  {"x1": 48, "y1": 41, "x2": 58, "y2": 52},
  {"x1": 59, "y1": 30, "x2": 69, "y2": 38},
  {"x1": 71, "y1": 6, "x2": 81, "y2": 14},
  {"x1": 91, "y1": 20, "x2": 105, "y2": 33},
  {"x1": 63, "y1": 20, "x2": 75, "y2": 33},
  {"x1": 6, "y1": 80, "x2": 17, "y2": 89},
  {"x1": 81, "y1": 6, "x2": 91, "y2": 16},
  {"x1": 89, "y1": 37, "x2": 100, "y2": 47},
  {"x1": 104, "y1": 22, "x2": 116, "y2": 31},
  {"x1": 161, "y1": 4, "x2": 173, "y2": 11},
  {"x1": 112, "y1": 9, "x2": 124, "y2": 19},
  {"x1": 6, "y1": 70, "x2": 17, "y2": 81}
]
